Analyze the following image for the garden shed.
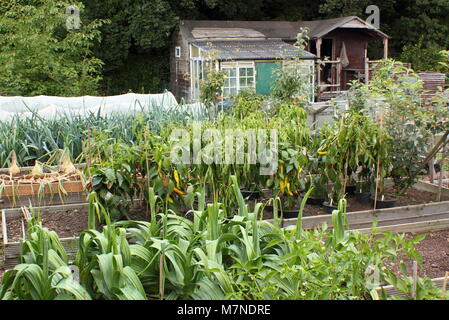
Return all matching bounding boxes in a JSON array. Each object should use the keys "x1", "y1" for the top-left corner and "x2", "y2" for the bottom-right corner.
[
  {"x1": 170, "y1": 17, "x2": 390, "y2": 102},
  {"x1": 170, "y1": 20, "x2": 318, "y2": 102}
]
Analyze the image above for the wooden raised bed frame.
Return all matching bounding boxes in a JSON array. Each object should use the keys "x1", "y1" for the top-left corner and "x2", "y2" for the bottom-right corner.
[
  {"x1": 374, "y1": 275, "x2": 449, "y2": 299},
  {"x1": 2, "y1": 181, "x2": 449, "y2": 272},
  {"x1": 0, "y1": 164, "x2": 87, "y2": 209}
]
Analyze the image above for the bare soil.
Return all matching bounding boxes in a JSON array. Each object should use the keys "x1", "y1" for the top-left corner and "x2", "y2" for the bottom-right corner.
[
  {"x1": 5, "y1": 208, "x2": 89, "y2": 242},
  {"x1": 385, "y1": 229, "x2": 449, "y2": 279},
  {"x1": 3, "y1": 203, "x2": 150, "y2": 243}
]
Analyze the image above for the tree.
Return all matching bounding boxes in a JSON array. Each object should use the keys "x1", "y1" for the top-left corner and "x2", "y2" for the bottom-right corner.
[
  {"x1": 400, "y1": 37, "x2": 449, "y2": 73},
  {"x1": 0, "y1": 1, "x2": 106, "y2": 96}
]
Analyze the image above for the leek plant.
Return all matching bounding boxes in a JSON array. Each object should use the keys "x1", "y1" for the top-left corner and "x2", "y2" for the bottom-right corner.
[
  {"x1": 1, "y1": 180, "x2": 443, "y2": 300},
  {"x1": 0, "y1": 213, "x2": 90, "y2": 300}
]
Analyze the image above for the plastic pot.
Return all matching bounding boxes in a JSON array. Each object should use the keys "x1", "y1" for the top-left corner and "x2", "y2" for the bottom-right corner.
[
  {"x1": 354, "y1": 191, "x2": 371, "y2": 204},
  {"x1": 240, "y1": 189, "x2": 261, "y2": 200},
  {"x1": 322, "y1": 201, "x2": 338, "y2": 214},
  {"x1": 346, "y1": 185, "x2": 356, "y2": 195},
  {"x1": 370, "y1": 196, "x2": 397, "y2": 209},
  {"x1": 282, "y1": 209, "x2": 299, "y2": 219},
  {"x1": 306, "y1": 196, "x2": 325, "y2": 206}
]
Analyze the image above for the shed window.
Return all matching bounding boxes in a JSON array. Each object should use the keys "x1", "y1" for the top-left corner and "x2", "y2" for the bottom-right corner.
[
  {"x1": 222, "y1": 62, "x2": 255, "y2": 98},
  {"x1": 191, "y1": 60, "x2": 204, "y2": 99}
]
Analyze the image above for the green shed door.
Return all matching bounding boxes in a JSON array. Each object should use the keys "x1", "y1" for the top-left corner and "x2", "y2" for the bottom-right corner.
[{"x1": 256, "y1": 62, "x2": 280, "y2": 95}]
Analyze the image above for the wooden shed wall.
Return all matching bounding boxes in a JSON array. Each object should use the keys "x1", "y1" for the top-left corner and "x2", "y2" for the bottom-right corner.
[
  {"x1": 322, "y1": 29, "x2": 377, "y2": 89},
  {"x1": 417, "y1": 72, "x2": 447, "y2": 101},
  {"x1": 170, "y1": 30, "x2": 191, "y2": 101},
  {"x1": 327, "y1": 29, "x2": 369, "y2": 70}
]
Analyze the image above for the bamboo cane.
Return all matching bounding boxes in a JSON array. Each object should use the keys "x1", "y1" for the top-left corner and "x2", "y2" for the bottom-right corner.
[
  {"x1": 374, "y1": 103, "x2": 385, "y2": 210},
  {"x1": 159, "y1": 253, "x2": 165, "y2": 300}
]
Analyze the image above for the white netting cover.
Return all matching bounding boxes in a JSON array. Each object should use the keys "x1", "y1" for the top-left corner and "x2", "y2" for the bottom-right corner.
[{"x1": 0, "y1": 92, "x2": 194, "y2": 121}]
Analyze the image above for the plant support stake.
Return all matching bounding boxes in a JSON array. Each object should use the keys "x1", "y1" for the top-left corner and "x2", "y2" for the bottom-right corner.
[{"x1": 401, "y1": 130, "x2": 449, "y2": 194}]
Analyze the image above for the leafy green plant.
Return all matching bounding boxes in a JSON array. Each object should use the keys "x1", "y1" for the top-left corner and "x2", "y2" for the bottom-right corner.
[
  {"x1": 0, "y1": 1, "x2": 106, "y2": 96},
  {"x1": 400, "y1": 38, "x2": 449, "y2": 74},
  {"x1": 0, "y1": 213, "x2": 90, "y2": 300}
]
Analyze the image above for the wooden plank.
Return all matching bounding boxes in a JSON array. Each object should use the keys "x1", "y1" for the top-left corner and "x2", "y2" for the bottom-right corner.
[
  {"x1": 0, "y1": 192, "x2": 86, "y2": 210},
  {"x1": 2, "y1": 210, "x2": 7, "y2": 245},
  {"x1": 4, "y1": 237, "x2": 78, "y2": 259},
  {"x1": 278, "y1": 200, "x2": 449, "y2": 229},
  {"x1": 1, "y1": 180, "x2": 84, "y2": 197},
  {"x1": 375, "y1": 276, "x2": 448, "y2": 298},
  {"x1": 348, "y1": 211, "x2": 449, "y2": 230},
  {"x1": 415, "y1": 181, "x2": 449, "y2": 198},
  {"x1": 3, "y1": 202, "x2": 89, "y2": 219},
  {"x1": 2, "y1": 197, "x2": 143, "y2": 219},
  {"x1": 356, "y1": 218, "x2": 449, "y2": 234}
]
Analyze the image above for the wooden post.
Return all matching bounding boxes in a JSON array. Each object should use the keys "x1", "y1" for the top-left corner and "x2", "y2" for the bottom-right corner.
[
  {"x1": 441, "y1": 271, "x2": 449, "y2": 300},
  {"x1": 442, "y1": 272, "x2": 449, "y2": 299},
  {"x1": 365, "y1": 58, "x2": 370, "y2": 85},
  {"x1": 316, "y1": 38, "x2": 322, "y2": 97},
  {"x1": 430, "y1": 135, "x2": 436, "y2": 184},
  {"x1": 336, "y1": 58, "x2": 341, "y2": 91},
  {"x1": 438, "y1": 137, "x2": 447, "y2": 201},
  {"x1": 316, "y1": 38, "x2": 322, "y2": 59},
  {"x1": 383, "y1": 38, "x2": 389, "y2": 59},
  {"x1": 2, "y1": 210, "x2": 8, "y2": 245},
  {"x1": 412, "y1": 260, "x2": 418, "y2": 299}
]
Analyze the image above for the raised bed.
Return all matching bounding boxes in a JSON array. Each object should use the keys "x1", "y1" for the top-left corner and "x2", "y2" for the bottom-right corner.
[
  {"x1": 273, "y1": 200, "x2": 449, "y2": 234},
  {"x1": 415, "y1": 180, "x2": 449, "y2": 197},
  {"x1": 1, "y1": 206, "x2": 83, "y2": 270},
  {"x1": 0, "y1": 199, "x2": 144, "y2": 269},
  {"x1": 265, "y1": 181, "x2": 449, "y2": 233},
  {"x1": 0, "y1": 164, "x2": 87, "y2": 209},
  {"x1": 374, "y1": 275, "x2": 448, "y2": 299}
]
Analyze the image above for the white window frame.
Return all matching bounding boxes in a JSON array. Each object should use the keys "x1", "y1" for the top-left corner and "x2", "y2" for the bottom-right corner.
[
  {"x1": 221, "y1": 61, "x2": 256, "y2": 98},
  {"x1": 175, "y1": 46, "x2": 181, "y2": 58},
  {"x1": 190, "y1": 44, "x2": 204, "y2": 100}
]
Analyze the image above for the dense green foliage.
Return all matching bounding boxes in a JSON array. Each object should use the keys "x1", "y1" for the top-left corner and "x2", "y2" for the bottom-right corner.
[
  {"x1": 400, "y1": 39, "x2": 449, "y2": 74},
  {"x1": 0, "y1": 1, "x2": 105, "y2": 96},
  {"x1": 1, "y1": 1, "x2": 446, "y2": 95},
  {"x1": 2, "y1": 185, "x2": 446, "y2": 300},
  {"x1": 0, "y1": 105, "x2": 202, "y2": 168}
]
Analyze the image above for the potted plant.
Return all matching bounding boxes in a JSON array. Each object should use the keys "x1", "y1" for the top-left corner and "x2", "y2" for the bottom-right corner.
[
  {"x1": 270, "y1": 143, "x2": 308, "y2": 217},
  {"x1": 319, "y1": 130, "x2": 348, "y2": 214},
  {"x1": 370, "y1": 124, "x2": 396, "y2": 209},
  {"x1": 354, "y1": 170, "x2": 372, "y2": 204},
  {"x1": 305, "y1": 174, "x2": 326, "y2": 205}
]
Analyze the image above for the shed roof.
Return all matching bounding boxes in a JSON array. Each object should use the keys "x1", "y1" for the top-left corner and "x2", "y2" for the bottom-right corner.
[
  {"x1": 298, "y1": 16, "x2": 389, "y2": 39},
  {"x1": 191, "y1": 39, "x2": 317, "y2": 61},
  {"x1": 180, "y1": 16, "x2": 389, "y2": 41}
]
